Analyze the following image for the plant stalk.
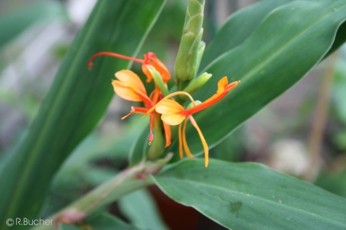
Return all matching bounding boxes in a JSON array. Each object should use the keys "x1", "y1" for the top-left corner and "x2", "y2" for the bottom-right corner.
[{"x1": 34, "y1": 155, "x2": 172, "y2": 230}]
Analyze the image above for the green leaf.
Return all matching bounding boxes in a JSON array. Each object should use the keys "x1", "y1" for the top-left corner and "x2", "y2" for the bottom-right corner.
[
  {"x1": 118, "y1": 189, "x2": 168, "y2": 230},
  {"x1": 200, "y1": 0, "x2": 291, "y2": 69},
  {"x1": 178, "y1": 0, "x2": 346, "y2": 154},
  {"x1": 315, "y1": 169, "x2": 346, "y2": 198},
  {"x1": 153, "y1": 159, "x2": 346, "y2": 229},
  {"x1": 0, "y1": 0, "x2": 165, "y2": 228}
]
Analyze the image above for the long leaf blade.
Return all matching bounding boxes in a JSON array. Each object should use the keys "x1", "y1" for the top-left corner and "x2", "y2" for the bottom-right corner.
[
  {"x1": 0, "y1": 0, "x2": 165, "y2": 228},
  {"x1": 154, "y1": 159, "x2": 346, "y2": 229},
  {"x1": 200, "y1": 0, "x2": 291, "y2": 69},
  {"x1": 178, "y1": 0, "x2": 346, "y2": 153}
]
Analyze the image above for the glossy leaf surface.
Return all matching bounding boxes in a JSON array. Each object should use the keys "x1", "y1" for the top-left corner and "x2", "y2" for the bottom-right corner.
[
  {"x1": 154, "y1": 159, "x2": 346, "y2": 229},
  {"x1": 181, "y1": 0, "x2": 346, "y2": 154}
]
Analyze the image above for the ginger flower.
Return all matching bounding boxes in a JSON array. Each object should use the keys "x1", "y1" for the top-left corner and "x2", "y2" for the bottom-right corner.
[
  {"x1": 89, "y1": 51, "x2": 239, "y2": 167},
  {"x1": 88, "y1": 51, "x2": 170, "y2": 83},
  {"x1": 112, "y1": 69, "x2": 171, "y2": 146},
  {"x1": 154, "y1": 77, "x2": 240, "y2": 167},
  {"x1": 88, "y1": 52, "x2": 171, "y2": 147}
]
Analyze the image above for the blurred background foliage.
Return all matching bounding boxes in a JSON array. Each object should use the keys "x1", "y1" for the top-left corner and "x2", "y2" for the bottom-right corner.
[{"x1": 0, "y1": 0, "x2": 345, "y2": 229}]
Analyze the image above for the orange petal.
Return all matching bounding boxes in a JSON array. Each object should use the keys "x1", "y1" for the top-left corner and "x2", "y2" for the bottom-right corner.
[
  {"x1": 112, "y1": 80, "x2": 143, "y2": 102},
  {"x1": 155, "y1": 99, "x2": 185, "y2": 114},
  {"x1": 186, "y1": 77, "x2": 239, "y2": 116},
  {"x1": 163, "y1": 122, "x2": 172, "y2": 147},
  {"x1": 115, "y1": 70, "x2": 147, "y2": 94},
  {"x1": 216, "y1": 76, "x2": 228, "y2": 94},
  {"x1": 161, "y1": 113, "x2": 186, "y2": 126},
  {"x1": 225, "y1": 80, "x2": 240, "y2": 92},
  {"x1": 156, "y1": 99, "x2": 186, "y2": 125},
  {"x1": 142, "y1": 65, "x2": 153, "y2": 83},
  {"x1": 144, "y1": 52, "x2": 170, "y2": 83},
  {"x1": 114, "y1": 70, "x2": 152, "y2": 106},
  {"x1": 178, "y1": 123, "x2": 183, "y2": 159}
]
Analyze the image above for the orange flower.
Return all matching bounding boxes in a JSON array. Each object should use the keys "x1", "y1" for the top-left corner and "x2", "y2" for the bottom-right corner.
[
  {"x1": 89, "y1": 51, "x2": 239, "y2": 167},
  {"x1": 88, "y1": 52, "x2": 171, "y2": 147},
  {"x1": 111, "y1": 69, "x2": 171, "y2": 147},
  {"x1": 88, "y1": 51, "x2": 170, "y2": 83},
  {"x1": 88, "y1": 51, "x2": 172, "y2": 148},
  {"x1": 112, "y1": 69, "x2": 152, "y2": 107},
  {"x1": 155, "y1": 77, "x2": 240, "y2": 167}
]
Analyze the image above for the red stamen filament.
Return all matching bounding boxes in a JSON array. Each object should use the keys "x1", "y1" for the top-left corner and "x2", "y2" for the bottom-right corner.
[{"x1": 88, "y1": 52, "x2": 144, "y2": 69}]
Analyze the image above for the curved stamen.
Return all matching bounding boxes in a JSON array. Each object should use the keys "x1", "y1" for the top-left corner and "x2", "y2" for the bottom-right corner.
[
  {"x1": 121, "y1": 106, "x2": 147, "y2": 120},
  {"x1": 188, "y1": 115, "x2": 209, "y2": 167},
  {"x1": 88, "y1": 52, "x2": 144, "y2": 69},
  {"x1": 182, "y1": 119, "x2": 194, "y2": 158},
  {"x1": 178, "y1": 123, "x2": 184, "y2": 159}
]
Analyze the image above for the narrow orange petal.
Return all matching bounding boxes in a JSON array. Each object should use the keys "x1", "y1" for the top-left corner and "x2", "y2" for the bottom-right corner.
[
  {"x1": 186, "y1": 78, "x2": 240, "y2": 116},
  {"x1": 225, "y1": 80, "x2": 240, "y2": 92},
  {"x1": 182, "y1": 119, "x2": 194, "y2": 158},
  {"x1": 142, "y1": 65, "x2": 153, "y2": 83},
  {"x1": 217, "y1": 76, "x2": 239, "y2": 93},
  {"x1": 188, "y1": 116, "x2": 209, "y2": 167},
  {"x1": 216, "y1": 76, "x2": 229, "y2": 94},
  {"x1": 163, "y1": 122, "x2": 172, "y2": 147},
  {"x1": 144, "y1": 52, "x2": 170, "y2": 83},
  {"x1": 178, "y1": 123, "x2": 183, "y2": 159}
]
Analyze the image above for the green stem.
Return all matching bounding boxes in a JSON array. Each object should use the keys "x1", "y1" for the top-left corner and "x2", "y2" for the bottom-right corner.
[
  {"x1": 34, "y1": 155, "x2": 172, "y2": 230},
  {"x1": 174, "y1": 0, "x2": 205, "y2": 89}
]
